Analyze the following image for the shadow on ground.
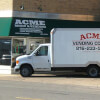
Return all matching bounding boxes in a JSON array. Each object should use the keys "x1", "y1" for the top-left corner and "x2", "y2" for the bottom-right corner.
[{"x1": 29, "y1": 73, "x2": 100, "y2": 78}]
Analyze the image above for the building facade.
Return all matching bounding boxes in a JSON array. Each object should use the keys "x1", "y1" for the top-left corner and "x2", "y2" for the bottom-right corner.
[{"x1": 1, "y1": 0, "x2": 100, "y2": 74}]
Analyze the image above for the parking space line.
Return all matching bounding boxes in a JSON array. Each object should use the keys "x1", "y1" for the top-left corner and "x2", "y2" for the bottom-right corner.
[{"x1": 16, "y1": 97, "x2": 43, "y2": 100}]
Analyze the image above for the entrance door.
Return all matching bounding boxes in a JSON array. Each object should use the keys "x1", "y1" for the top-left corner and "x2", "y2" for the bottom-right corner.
[
  {"x1": 0, "y1": 39, "x2": 11, "y2": 65},
  {"x1": 33, "y1": 46, "x2": 51, "y2": 71}
]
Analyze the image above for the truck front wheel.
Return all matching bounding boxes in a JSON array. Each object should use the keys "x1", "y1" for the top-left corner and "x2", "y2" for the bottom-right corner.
[
  {"x1": 87, "y1": 66, "x2": 99, "y2": 77},
  {"x1": 20, "y1": 65, "x2": 33, "y2": 77}
]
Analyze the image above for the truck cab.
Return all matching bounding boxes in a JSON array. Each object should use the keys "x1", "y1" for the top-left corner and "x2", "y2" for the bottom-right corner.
[{"x1": 14, "y1": 43, "x2": 51, "y2": 77}]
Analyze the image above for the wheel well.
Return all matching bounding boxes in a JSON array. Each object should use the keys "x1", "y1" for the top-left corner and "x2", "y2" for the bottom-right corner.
[
  {"x1": 87, "y1": 64, "x2": 99, "y2": 67},
  {"x1": 87, "y1": 64, "x2": 99, "y2": 69},
  {"x1": 20, "y1": 64, "x2": 34, "y2": 73}
]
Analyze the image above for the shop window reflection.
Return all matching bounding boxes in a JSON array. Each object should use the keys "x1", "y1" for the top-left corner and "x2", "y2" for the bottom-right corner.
[
  {"x1": 12, "y1": 38, "x2": 26, "y2": 68},
  {"x1": 12, "y1": 39, "x2": 26, "y2": 55}
]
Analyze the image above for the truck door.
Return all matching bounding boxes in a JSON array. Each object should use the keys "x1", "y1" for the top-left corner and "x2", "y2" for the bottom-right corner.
[{"x1": 33, "y1": 46, "x2": 51, "y2": 71}]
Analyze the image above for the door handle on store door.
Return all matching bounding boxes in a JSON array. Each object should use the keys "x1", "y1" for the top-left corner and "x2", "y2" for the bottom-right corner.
[{"x1": 48, "y1": 60, "x2": 49, "y2": 62}]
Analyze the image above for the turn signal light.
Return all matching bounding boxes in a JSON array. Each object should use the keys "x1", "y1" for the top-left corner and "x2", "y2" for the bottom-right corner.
[{"x1": 16, "y1": 60, "x2": 19, "y2": 64}]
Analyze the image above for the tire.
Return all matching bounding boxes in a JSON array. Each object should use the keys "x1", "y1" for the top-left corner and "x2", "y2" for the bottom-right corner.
[
  {"x1": 87, "y1": 66, "x2": 99, "y2": 77},
  {"x1": 20, "y1": 65, "x2": 33, "y2": 77}
]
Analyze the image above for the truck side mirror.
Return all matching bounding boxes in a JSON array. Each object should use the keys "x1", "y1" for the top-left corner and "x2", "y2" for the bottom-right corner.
[
  {"x1": 33, "y1": 53, "x2": 36, "y2": 56},
  {"x1": 34, "y1": 51, "x2": 40, "y2": 56}
]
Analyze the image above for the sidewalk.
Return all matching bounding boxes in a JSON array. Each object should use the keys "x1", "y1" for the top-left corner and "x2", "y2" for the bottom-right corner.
[{"x1": 0, "y1": 74, "x2": 100, "y2": 88}]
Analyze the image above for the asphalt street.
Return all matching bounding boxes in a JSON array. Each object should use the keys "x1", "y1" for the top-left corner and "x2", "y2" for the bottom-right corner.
[
  {"x1": 1, "y1": 79, "x2": 100, "y2": 100},
  {"x1": 0, "y1": 74, "x2": 100, "y2": 100}
]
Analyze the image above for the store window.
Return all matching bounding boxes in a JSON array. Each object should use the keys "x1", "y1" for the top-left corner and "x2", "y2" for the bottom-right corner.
[
  {"x1": 0, "y1": 39, "x2": 11, "y2": 65},
  {"x1": 12, "y1": 38, "x2": 26, "y2": 57},
  {"x1": 12, "y1": 38, "x2": 26, "y2": 68}
]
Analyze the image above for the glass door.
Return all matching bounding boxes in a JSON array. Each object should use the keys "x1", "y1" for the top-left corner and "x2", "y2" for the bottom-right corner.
[{"x1": 0, "y1": 39, "x2": 11, "y2": 65}]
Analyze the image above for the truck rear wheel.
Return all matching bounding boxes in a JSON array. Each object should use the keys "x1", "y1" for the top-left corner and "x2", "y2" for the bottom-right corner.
[
  {"x1": 87, "y1": 66, "x2": 99, "y2": 77},
  {"x1": 20, "y1": 65, "x2": 33, "y2": 77}
]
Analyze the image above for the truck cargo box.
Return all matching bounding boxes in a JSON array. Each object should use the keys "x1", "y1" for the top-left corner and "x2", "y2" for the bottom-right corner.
[{"x1": 51, "y1": 28, "x2": 100, "y2": 68}]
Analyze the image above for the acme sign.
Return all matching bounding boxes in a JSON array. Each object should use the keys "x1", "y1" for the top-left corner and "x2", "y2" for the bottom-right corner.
[
  {"x1": 13, "y1": 19, "x2": 47, "y2": 36},
  {"x1": 15, "y1": 19, "x2": 46, "y2": 27},
  {"x1": 73, "y1": 33, "x2": 100, "y2": 51}
]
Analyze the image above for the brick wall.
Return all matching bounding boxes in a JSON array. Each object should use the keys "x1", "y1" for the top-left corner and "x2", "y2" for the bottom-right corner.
[
  {"x1": 0, "y1": 0, "x2": 13, "y2": 10},
  {"x1": 13, "y1": 0, "x2": 100, "y2": 16},
  {"x1": 1, "y1": 0, "x2": 100, "y2": 20}
]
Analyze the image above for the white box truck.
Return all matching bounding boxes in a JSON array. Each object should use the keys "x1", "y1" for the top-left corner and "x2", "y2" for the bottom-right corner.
[{"x1": 14, "y1": 28, "x2": 100, "y2": 77}]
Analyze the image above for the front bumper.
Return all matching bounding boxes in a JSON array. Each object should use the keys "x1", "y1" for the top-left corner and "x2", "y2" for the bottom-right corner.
[{"x1": 14, "y1": 65, "x2": 20, "y2": 72}]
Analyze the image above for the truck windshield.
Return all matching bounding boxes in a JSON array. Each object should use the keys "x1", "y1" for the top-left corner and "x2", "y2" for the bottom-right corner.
[
  {"x1": 27, "y1": 51, "x2": 33, "y2": 55},
  {"x1": 27, "y1": 47, "x2": 38, "y2": 55}
]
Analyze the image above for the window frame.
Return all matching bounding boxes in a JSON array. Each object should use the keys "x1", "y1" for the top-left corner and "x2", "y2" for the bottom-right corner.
[{"x1": 35, "y1": 46, "x2": 48, "y2": 56}]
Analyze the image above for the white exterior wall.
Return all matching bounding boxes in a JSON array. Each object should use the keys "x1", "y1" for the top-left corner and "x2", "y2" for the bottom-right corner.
[{"x1": 0, "y1": 65, "x2": 11, "y2": 74}]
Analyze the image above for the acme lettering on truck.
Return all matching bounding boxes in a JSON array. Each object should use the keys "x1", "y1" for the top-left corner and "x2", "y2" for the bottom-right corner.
[{"x1": 80, "y1": 33, "x2": 100, "y2": 40}]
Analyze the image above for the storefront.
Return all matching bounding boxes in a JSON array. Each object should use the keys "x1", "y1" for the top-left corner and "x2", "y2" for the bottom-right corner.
[
  {"x1": 0, "y1": 17, "x2": 50, "y2": 74},
  {"x1": 1, "y1": 16, "x2": 100, "y2": 74},
  {"x1": 11, "y1": 37, "x2": 49, "y2": 68}
]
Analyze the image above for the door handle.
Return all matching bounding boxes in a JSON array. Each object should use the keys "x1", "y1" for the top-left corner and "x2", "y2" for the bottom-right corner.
[{"x1": 48, "y1": 60, "x2": 49, "y2": 62}]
